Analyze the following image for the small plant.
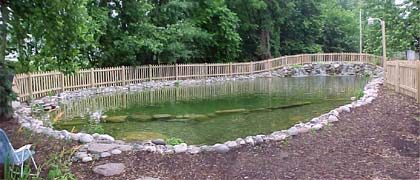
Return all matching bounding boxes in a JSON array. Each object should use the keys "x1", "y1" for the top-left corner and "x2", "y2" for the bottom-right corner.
[
  {"x1": 166, "y1": 137, "x2": 184, "y2": 146},
  {"x1": 363, "y1": 72, "x2": 370, "y2": 78},
  {"x1": 355, "y1": 90, "x2": 364, "y2": 100},
  {"x1": 174, "y1": 81, "x2": 180, "y2": 87},
  {"x1": 326, "y1": 122, "x2": 333, "y2": 129},
  {"x1": 4, "y1": 154, "x2": 34, "y2": 180},
  {"x1": 85, "y1": 122, "x2": 105, "y2": 134},
  {"x1": 47, "y1": 91, "x2": 55, "y2": 97},
  {"x1": 310, "y1": 128, "x2": 317, "y2": 135},
  {"x1": 39, "y1": 146, "x2": 78, "y2": 180},
  {"x1": 280, "y1": 139, "x2": 289, "y2": 147}
]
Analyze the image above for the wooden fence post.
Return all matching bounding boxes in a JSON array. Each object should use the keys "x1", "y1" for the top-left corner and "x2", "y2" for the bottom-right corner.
[
  {"x1": 149, "y1": 64, "x2": 152, "y2": 81},
  {"x1": 60, "y1": 73, "x2": 65, "y2": 92},
  {"x1": 204, "y1": 63, "x2": 208, "y2": 79},
  {"x1": 417, "y1": 62, "x2": 420, "y2": 103},
  {"x1": 90, "y1": 68, "x2": 95, "y2": 88},
  {"x1": 229, "y1": 62, "x2": 233, "y2": 77},
  {"x1": 28, "y1": 73, "x2": 33, "y2": 100},
  {"x1": 121, "y1": 66, "x2": 126, "y2": 86},
  {"x1": 250, "y1": 62, "x2": 253, "y2": 74},
  {"x1": 395, "y1": 62, "x2": 400, "y2": 93},
  {"x1": 175, "y1": 64, "x2": 178, "y2": 80}
]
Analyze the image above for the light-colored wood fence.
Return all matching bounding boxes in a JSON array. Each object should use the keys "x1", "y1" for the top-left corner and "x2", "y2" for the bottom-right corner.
[
  {"x1": 14, "y1": 53, "x2": 381, "y2": 101},
  {"x1": 384, "y1": 60, "x2": 420, "y2": 103}
]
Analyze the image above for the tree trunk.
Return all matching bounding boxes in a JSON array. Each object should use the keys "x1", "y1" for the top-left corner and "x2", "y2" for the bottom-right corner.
[
  {"x1": 418, "y1": 37, "x2": 420, "y2": 60},
  {"x1": 0, "y1": 2, "x2": 13, "y2": 121}
]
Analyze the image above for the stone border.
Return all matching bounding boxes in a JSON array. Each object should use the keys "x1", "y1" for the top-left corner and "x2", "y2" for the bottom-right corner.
[{"x1": 12, "y1": 62, "x2": 383, "y2": 162}]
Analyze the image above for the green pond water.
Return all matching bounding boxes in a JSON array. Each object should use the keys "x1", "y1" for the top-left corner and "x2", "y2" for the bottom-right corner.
[{"x1": 51, "y1": 76, "x2": 368, "y2": 145}]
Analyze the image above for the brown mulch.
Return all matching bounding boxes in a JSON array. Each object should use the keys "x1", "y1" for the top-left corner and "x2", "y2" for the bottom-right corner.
[
  {"x1": 72, "y1": 86, "x2": 420, "y2": 180},
  {"x1": 0, "y1": 115, "x2": 78, "y2": 179}
]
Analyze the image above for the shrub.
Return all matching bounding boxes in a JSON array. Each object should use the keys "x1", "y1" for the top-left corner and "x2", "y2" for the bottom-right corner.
[{"x1": 166, "y1": 137, "x2": 184, "y2": 146}]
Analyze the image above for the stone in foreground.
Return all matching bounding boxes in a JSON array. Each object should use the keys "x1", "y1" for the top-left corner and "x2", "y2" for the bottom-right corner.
[
  {"x1": 214, "y1": 144, "x2": 230, "y2": 153},
  {"x1": 93, "y1": 163, "x2": 125, "y2": 177}
]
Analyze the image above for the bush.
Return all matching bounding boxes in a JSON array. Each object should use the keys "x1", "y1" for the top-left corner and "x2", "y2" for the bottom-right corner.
[{"x1": 166, "y1": 137, "x2": 184, "y2": 146}]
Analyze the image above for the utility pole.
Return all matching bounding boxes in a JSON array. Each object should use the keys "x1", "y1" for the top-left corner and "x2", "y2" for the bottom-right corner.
[{"x1": 359, "y1": 9, "x2": 363, "y2": 54}]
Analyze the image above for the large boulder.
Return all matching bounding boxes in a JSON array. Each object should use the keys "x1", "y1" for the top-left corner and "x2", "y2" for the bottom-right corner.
[
  {"x1": 104, "y1": 116, "x2": 127, "y2": 123},
  {"x1": 152, "y1": 114, "x2": 174, "y2": 120},
  {"x1": 128, "y1": 114, "x2": 153, "y2": 122},
  {"x1": 93, "y1": 163, "x2": 125, "y2": 177},
  {"x1": 215, "y1": 109, "x2": 247, "y2": 114}
]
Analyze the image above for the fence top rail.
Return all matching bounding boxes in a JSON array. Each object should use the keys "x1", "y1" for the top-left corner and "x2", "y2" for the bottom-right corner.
[{"x1": 14, "y1": 53, "x2": 377, "y2": 77}]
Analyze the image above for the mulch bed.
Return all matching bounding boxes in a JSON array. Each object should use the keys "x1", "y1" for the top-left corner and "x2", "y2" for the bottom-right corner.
[
  {"x1": 2, "y1": 85, "x2": 419, "y2": 179},
  {"x1": 0, "y1": 114, "x2": 78, "y2": 179}
]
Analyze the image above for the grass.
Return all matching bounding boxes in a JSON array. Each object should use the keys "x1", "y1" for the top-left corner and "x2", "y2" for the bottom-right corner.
[{"x1": 355, "y1": 90, "x2": 364, "y2": 100}]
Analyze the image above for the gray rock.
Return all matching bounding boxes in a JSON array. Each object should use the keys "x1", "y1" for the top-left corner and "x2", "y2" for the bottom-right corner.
[
  {"x1": 187, "y1": 145, "x2": 201, "y2": 154},
  {"x1": 144, "y1": 145, "x2": 157, "y2": 152},
  {"x1": 341, "y1": 106, "x2": 351, "y2": 113},
  {"x1": 96, "y1": 134, "x2": 115, "y2": 142},
  {"x1": 214, "y1": 144, "x2": 230, "y2": 153},
  {"x1": 272, "y1": 133, "x2": 287, "y2": 141},
  {"x1": 82, "y1": 157, "x2": 93, "y2": 162},
  {"x1": 75, "y1": 152, "x2": 88, "y2": 159},
  {"x1": 80, "y1": 134, "x2": 94, "y2": 143},
  {"x1": 200, "y1": 145, "x2": 214, "y2": 152},
  {"x1": 93, "y1": 163, "x2": 125, "y2": 177},
  {"x1": 88, "y1": 143, "x2": 119, "y2": 153},
  {"x1": 151, "y1": 139, "x2": 166, "y2": 145},
  {"x1": 245, "y1": 136, "x2": 255, "y2": 145},
  {"x1": 236, "y1": 138, "x2": 246, "y2": 145},
  {"x1": 311, "y1": 124, "x2": 323, "y2": 130},
  {"x1": 330, "y1": 110, "x2": 339, "y2": 117},
  {"x1": 100, "y1": 152, "x2": 112, "y2": 158},
  {"x1": 111, "y1": 149, "x2": 122, "y2": 155},
  {"x1": 118, "y1": 145, "x2": 133, "y2": 151},
  {"x1": 253, "y1": 135, "x2": 264, "y2": 144},
  {"x1": 174, "y1": 143, "x2": 188, "y2": 153},
  {"x1": 328, "y1": 115, "x2": 339, "y2": 122},
  {"x1": 287, "y1": 127, "x2": 299, "y2": 136},
  {"x1": 225, "y1": 141, "x2": 238, "y2": 148},
  {"x1": 296, "y1": 126, "x2": 310, "y2": 134}
]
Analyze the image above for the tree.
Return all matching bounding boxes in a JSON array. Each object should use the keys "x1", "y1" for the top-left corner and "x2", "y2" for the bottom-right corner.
[
  {"x1": 278, "y1": 0, "x2": 324, "y2": 55},
  {"x1": 0, "y1": 0, "x2": 14, "y2": 120},
  {"x1": 319, "y1": 0, "x2": 358, "y2": 52}
]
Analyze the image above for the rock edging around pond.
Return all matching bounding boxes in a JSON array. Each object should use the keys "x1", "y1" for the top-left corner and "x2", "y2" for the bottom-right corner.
[{"x1": 11, "y1": 62, "x2": 383, "y2": 162}]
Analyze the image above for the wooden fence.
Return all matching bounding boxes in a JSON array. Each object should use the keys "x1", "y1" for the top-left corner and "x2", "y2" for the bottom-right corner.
[
  {"x1": 14, "y1": 53, "x2": 380, "y2": 101},
  {"x1": 384, "y1": 60, "x2": 420, "y2": 103}
]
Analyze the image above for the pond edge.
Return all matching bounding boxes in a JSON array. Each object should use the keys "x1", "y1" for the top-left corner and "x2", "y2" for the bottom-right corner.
[{"x1": 12, "y1": 62, "x2": 383, "y2": 162}]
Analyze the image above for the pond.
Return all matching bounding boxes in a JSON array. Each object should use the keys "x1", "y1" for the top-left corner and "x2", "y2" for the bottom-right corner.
[{"x1": 48, "y1": 76, "x2": 368, "y2": 145}]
